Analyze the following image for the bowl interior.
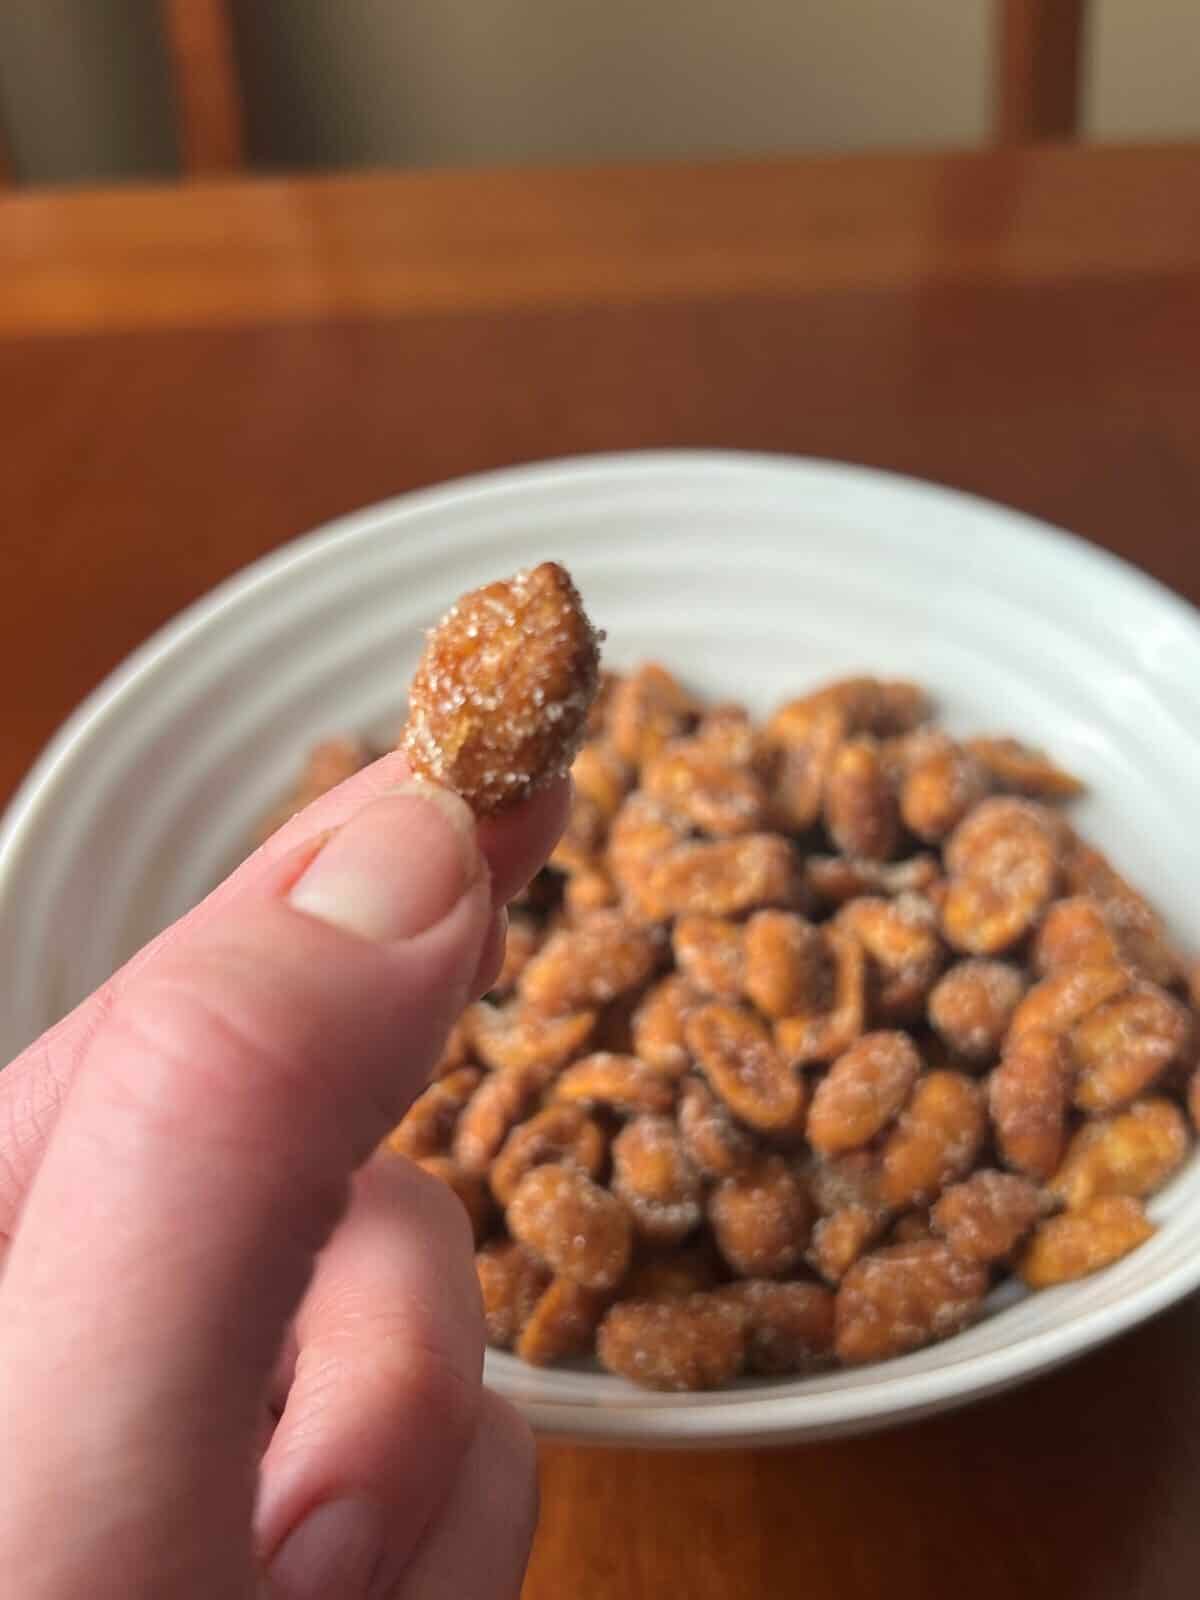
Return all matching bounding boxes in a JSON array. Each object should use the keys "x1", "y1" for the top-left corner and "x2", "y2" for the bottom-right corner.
[{"x1": 2, "y1": 451, "x2": 1198, "y2": 1444}]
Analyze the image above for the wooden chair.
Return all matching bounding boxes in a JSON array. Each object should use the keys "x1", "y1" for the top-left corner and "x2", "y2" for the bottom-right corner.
[
  {"x1": 994, "y1": 1, "x2": 1088, "y2": 144},
  {"x1": 161, "y1": 0, "x2": 244, "y2": 176},
  {"x1": 0, "y1": 1, "x2": 1088, "y2": 189}
]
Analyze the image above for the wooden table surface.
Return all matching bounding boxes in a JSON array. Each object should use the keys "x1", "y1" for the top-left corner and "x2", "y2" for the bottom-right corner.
[{"x1": 2, "y1": 142, "x2": 1199, "y2": 1599}]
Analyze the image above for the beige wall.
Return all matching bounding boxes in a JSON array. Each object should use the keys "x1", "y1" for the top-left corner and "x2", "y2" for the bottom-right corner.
[
  {"x1": 0, "y1": 0, "x2": 176, "y2": 182},
  {"x1": 0, "y1": 2, "x2": 1197, "y2": 185},
  {"x1": 1090, "y1": 1, "x2": 1200, "y2": 142},
  {"x1": 233, "y1": 0, "x2": 988, "y2": 169}
]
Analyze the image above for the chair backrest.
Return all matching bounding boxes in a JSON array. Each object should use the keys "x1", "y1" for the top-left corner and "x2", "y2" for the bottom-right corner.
[
  {"x1": 0, "y1": 2, "x2": 1088, "y2": 190},
  {"x1": 994, "y1": 0, "x2": 1087, "y2": 144},
  {"x1": 161, "y1": 0, "x2": 244, "y2": 176}
]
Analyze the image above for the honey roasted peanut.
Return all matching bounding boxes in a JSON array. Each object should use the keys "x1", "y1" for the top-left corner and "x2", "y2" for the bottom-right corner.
[
  {"x1": 1033, "y1": 896, "x2": 1123, "y2": 975},
  {"x1": 837, "y1": 894, "x2": 944, "y2": 1026},
  {"x1": 928, "y1": 958, "x2": 1026, "y2": 1065},
  {"x1": 262, "y1": 630, "x2": 1198, "y2": 1390},
  {"x1": 804, "y1": 852, "x2": 941, "y2": 907},
  {"x1": 608, "y1": 663, "x2": 700, "y2": 769},
  {"x1": 507, "y1": 1165, "x2": 633, "y2": 1291},
  {"x1": 807, "y1": 1031, "x2": 921, "y2": 1156},
  {"x1": 742, "y1": 910, "x2": 828, "y2": 1020},
  {"x1": 1071, "y1": 982, "x2": 1192, "y2": 1113},
  {"x1": 453, "y1": 1067, "x2": 544, "y2": 1175},
  {"x1": 404, "y1": 562, "x2": 602, "y2": 813},
  {"x1": 769, "y1": 706, "x2": 845, "y2": 832},
  {"x1": 553, "y1": 1052, "x2": 678, "y2": 1115},
  {"x1": 387, "y1": 1067, "x2": 481, "y2": 1161},
  {"x1": 879, "y1": 1070, "x2": 986, "y2": 1209},
  {"x1": 677, "y1": 1075, "x2": 757, "y2": 1178},
  {"x1": 686, "y1": 1003, "x2": 806, "y2": 1134},
  {"x1": 517, "y1": 1277, "x2": 611, "y2": 1366},
  {"x1": 809, "y1": 1206, "x2": 889, "y2": 1283},
  {"x1": 466, "y1": 1002, "x2": 597, "y2": 1076},
  {"x1": 1049, "y1": 1099, "x2": 1190, "y2": 1209},
  {"x1": 518, "y1": 909, "x2": 661, "y2": 1014},
  {"x1": 708, "y1": 1157, "x2": 812, "y2": 1277},
  {"x1": 476, "y1": 1241, "x2": 551, "y2": 1349},
  {"x1": 719, "y1": 1280, "x2": 836, "y2": 1375},
  {"x1": 612, "y1": 1115, "x2": 704, "y2": 1243},
  {"x1": 644, "y1": 739, "x2": 771, "y2": 836},
  {"x1": 941, "y1": 798, "x2": 1063, "y2": 955},
  {"x1": 597, "y1": 1295, "x2": 746, "y2": 1391},
  {"x1": 989, "y1": 1028, "x2": 1074, "y2": 1181},
  {"x1": 774, "y1": 926, "x2": 867, "y2": 1067},
  {"x1": 1018, "y1": 1195, "x2": 1155, "y2": 1288},
  {"x1": 930, "y1": 1170, "x2": 1045, "y2": 1264},
  {"x1": 489, "y1": 1103, "x2": 607, "y2": 1206},
  {"x1": 672, "y1": 915, "x2": 746, "y2": 1002},
  {"x1": 632, "y1": 975, "x2": 703, "y2": 1078},
  {"x1": 835, "y1": 1240, "x2": 988, "y2": 1365},
  {"x1": 640, "y1": 835, "x2": 801, "y2": 922},
  {"x1": 624, "y1": 1243, "x2": 721, "y2": 1301},
  {"x1": 823, "y1": 736, "x2": 901, "y2": 861},
  {"x1": 964, "y1": 736, "x2": 1083, "y2": 800},
  {"x1": 898, "y1": 733, "x2": 990, "y2": 844}
]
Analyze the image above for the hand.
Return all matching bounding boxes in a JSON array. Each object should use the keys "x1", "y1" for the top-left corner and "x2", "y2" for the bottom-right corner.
[{"x1": 0, "y1": 750, "x2": 568, "y2": 1598}]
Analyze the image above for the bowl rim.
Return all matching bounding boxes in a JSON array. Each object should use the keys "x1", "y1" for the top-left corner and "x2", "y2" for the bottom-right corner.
[{"x1": 3, "y1": 448, "x2": 1199, "y2": 1445}]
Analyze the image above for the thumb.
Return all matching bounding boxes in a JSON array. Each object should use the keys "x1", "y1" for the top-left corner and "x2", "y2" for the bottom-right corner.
[{"x1": 0, "y1": 781, "x2": 497, "y2": 1597}]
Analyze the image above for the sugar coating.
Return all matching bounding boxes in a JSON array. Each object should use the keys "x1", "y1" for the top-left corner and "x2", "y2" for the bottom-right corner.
[
  {"x1": 898, "y1": 731, "x2": 989, "y2": 842},
  {"x1": 673, "y1": 915, "x2": 746, "y2": 1000},
  {"x1": 966, "y1": 736, "x2": 1084, "y2": 800},
  {"x1": 929, "y1": 958, "x2": 1027, "y2": 1062},
  {"x1": 612, "y1": 1115, "x2": 703, "y2": 1242},
  {"x1": 553, "y1": 1052, "x2": 677, "y2": 1116},
  {"x1": 490, "y1": 1103, "x2": 606, "y2": 1206},
  {"x1": 518, "y1": 910, "x2": 660, "y2": 1013},
  {"x1": 807, "y1": 1031, "x2": 921, "y2": 1155},
  {"x1": 467, "y1": 1001, "x2": 597, "y2": 1076},
  {"x1": 632, "y1": 976, "x2": 702, "y2": 1077},
  {"x1": 721, "y1": 1280, "x2": 836, "y2": 1375},
  {"x1": 686, "y1": 1003, "x2": 805, "y2": 1133},
  {"x1": 403, "y1": 562, "x2": 603, "y2": 814},
  {"x1": 1018, "y1": 1196, "x2": 1154, "y2": 1288},
  {"x1": 677, "y1": 1075, "x2": 756, "y2": 1178},
  {"x1": 264, "y1": 657, "x2": 1197, "y2": 1391},
  {"x1": 989, "y1": 1030, "x2": 1074, "y2": 1180},
  {"x1": 880, "y1": 1070, "x2": 986, "y2": 1209},
  {"x1": 835, "y1": 1241, "x2": 988, "y2": 1364},
  {"x1": 810, "y1": 1205, "x2": 887, "y2": 1282},
  {"x1": 1073, "y1": 984, "x2": 1191, "y2": 1112},
  {"x1": 931, "y1": 1169, "x2": 1044, "y2": 1263},
  {"x1": 709, "y1": 1157, "x2": 811, "y2": 1277},
  {"x1": 597, "y1": 1295, "x2": 746, "y2": 1390},
  {"x1": 518, "y1": 1276, "x2": 608, "y2": 1365},
  {"x1": 476, "y1": 1241, "x2": 551, "y2": 1348},
  {"x1": 508, "y1": 1164, "x2": 633, "y2": 1291}
]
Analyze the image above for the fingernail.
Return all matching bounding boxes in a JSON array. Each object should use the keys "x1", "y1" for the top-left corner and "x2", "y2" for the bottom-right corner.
[
  {"x1": 288, "y1": 781, "x2": 481, "y2": 942},
  {"x1": 268, "y1": 1497, "x2": 382, "y2": 1599}
]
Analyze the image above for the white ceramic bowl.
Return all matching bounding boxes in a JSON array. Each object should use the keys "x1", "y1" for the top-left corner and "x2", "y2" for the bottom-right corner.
[{"x1": 2, "y1": 452, "x2": 1199, "y2": 1447}]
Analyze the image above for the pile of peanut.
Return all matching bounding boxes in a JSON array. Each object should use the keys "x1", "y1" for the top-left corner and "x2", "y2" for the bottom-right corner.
[{"x1": 281, "y1": 667, "x2": 1200, "y2": 1390}]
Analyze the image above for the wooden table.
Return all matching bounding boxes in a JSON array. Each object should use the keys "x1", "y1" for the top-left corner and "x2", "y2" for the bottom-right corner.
[{"x1": 2, "y1": 142, "x2": 1199, "y2": 1599}]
